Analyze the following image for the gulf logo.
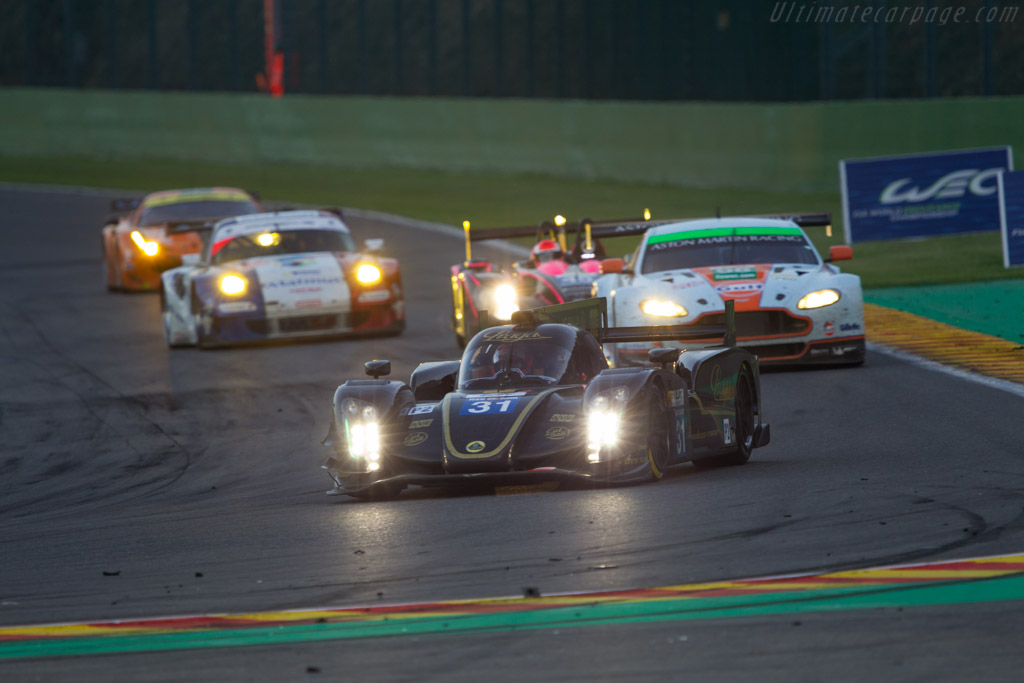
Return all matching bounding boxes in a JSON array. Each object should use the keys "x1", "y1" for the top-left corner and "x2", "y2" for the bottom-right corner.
[{"x1": 715, "y1": 283, "x2": 763, "y2": 294}]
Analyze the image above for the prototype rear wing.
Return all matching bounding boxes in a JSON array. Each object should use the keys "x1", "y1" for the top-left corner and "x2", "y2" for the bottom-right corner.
[
  {"x1": 482, "y1": 297, "x2": 737, "y2": 349},
  {"x1": 460, "y1": 213, "x2": 651, "y2": 263}
]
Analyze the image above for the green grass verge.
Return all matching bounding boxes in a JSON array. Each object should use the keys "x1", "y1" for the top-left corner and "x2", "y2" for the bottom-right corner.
[{"x1": 2, "y1": 155, "x2": 1020, "y2": 289}]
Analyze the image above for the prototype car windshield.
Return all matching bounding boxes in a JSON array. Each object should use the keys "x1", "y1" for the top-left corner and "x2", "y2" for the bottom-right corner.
[
  {"x1": 139, "y1": 200, "x2": 260, "y2": 226},
  {"x1": 458, "y1": 328, "x2": 576, "y2": 390},
  {"x1": 211, "y1": 229, "x2": 357, "y2": 265},
  {"x1": 641, "y1": 228, "x2": 819, "y2": 274}
]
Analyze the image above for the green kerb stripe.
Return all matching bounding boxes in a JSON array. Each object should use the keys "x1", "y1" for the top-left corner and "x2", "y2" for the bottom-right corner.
[
  {"x1": 3, "y1": 575, "x2": 1024, "y2": 660},
  {"x1": 648, "y1": 227, "x2": 802, "y2": 244}
]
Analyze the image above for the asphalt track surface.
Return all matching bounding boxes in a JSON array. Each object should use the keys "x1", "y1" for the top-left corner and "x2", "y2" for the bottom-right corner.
[{"x1": 2, "y1": 186, "x2": 1024, "y2": 681}]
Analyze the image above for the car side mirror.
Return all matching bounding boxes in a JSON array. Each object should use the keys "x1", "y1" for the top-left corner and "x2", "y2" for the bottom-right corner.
[
  {"x1": 365, "y1": 360, "x2": 391, "y2": 378},
  {"x1": 601, "y1": 258, "x2": 624, "y2": 274},
  {"x1": 648, "y1": 347, "x2": 680, "y2": 368},
  {"x1": 364, "y1": 238, "x2": 384, "y2": 253},
  {"x1": 827, "y1": 245, "x2": 853, "y2": 262},
  {"x1": 182, "y1": 253, "x2": 202, "y2": 266}
]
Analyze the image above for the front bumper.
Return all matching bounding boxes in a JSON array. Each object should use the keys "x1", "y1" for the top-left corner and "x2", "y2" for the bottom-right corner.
[
  {"x1": 323, "y1": 454, "x2": 661, "y2": 498},
  {"x1": 202, "y1": 304, "x2": 404, "y2": 346}
]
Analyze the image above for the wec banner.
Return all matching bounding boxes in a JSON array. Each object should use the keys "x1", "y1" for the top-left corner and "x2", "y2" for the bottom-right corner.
[
  {"x1": 998, "y1": 170, "x2": 1024, "y2": 268},
  {"x1": 840, "y1": 147, "x2": 1013, "y2": 243}
]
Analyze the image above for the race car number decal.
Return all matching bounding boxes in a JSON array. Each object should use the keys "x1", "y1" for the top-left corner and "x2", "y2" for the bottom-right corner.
[
  {"x1": 406, "y1": 404, "x2": 437, "y2": 416},
  {"x1": 460, "y1": 397, "x2": 520, "y2": 415}
]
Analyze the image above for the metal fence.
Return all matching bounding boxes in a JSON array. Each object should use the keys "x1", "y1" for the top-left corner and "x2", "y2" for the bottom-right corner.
[{"x1": 1, "y1": 0, "x2": 1021, "y2": 100}]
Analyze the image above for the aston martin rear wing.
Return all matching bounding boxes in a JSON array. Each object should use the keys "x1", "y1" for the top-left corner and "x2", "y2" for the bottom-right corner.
[
  {"x1": 484, "y1": 297, "x2": 737, "y2": 348},
  {"x1": 586, "y1": 212, "x2": 832, "y2": 239}
]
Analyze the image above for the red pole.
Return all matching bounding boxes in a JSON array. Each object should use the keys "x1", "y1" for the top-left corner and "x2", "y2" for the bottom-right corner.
[{"x1": 264, "y1": 0, "x2": 284, "y2": 97}]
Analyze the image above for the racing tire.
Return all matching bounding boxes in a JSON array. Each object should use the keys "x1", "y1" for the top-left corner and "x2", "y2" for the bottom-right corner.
[
  {"x1": 693, "y1": 369, "x2": 755, "y2": 469},
  {"x1": 161, "y1": 295, "x2": 189, "y2": 349},
  {"x1": 102, "y1": 239, "x2": 117, "y2": 292},
  {"x1": 108, "y1": 245, "x2": 125, "y2": 292},
  {"x1": 644, "y1": 385, "x2": 673, "y2": 481}
]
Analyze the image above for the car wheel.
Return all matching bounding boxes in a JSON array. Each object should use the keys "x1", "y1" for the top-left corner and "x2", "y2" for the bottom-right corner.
[
  {"x1": 644, "y1": 385, "x2": 673, "y2": 480},
  {"x1": 162, "y1": 298, "x2": 188, "y2": 349},
  {"x1": 694, "y1": 369, "x2": 755, "y2": 468},
  {"x1": 102, "y1": 239, "x2": 117, "y2": 291},
  {"x1": 110, "y1": 246, "x2": 125, "y2": 292}
]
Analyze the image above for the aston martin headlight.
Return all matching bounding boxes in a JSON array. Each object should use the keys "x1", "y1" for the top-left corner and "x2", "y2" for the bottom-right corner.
[
  {"x1": 492, "y1": 283, "x2": 520, "y2": 321},
  {"x1": 219, "y1": 274, "x2": 248, "y2": 296},
  {"x1": 130, "y1": 230, "x2": 159, "y2": 256},
  {"x1": 797, "y1": 289, "x2": 840, "y2": 309},
  {"x1": 641, "y1": 299, "x2": 687, "y2": 317},
  {"x1": 356, "y1": 264, "x2": 383, "y2": 285}
]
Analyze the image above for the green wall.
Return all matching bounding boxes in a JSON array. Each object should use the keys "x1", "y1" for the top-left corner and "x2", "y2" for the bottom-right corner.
[{"x1": 2, "y1": 88, "x2": 1022, "y2": 192}]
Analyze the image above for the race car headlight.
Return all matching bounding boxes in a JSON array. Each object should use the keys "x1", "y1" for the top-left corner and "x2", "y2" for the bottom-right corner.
[
  {"x1": 587, "y1": 411, "x2": 620, "y2": 460},
  {"x1": 798, "y1": 289, "x2": 840, "y2": 309},
  {"x1": 348, "y1": 422, "x2": 381, "y2": 471},
  {"x1": 492, "y1": 283, "x2": 520, "y2": 321},
  {"x1": 356, "y1": 264, "x2": 383, "y2": 285},
  {"x1": 343, "y1": 400, "x2": 382, "y2": 471},
  {"x1": 219, "y1": 274, "x2": 248, "y2": 296},
  {"x1": 256, "y1": 232, "x2": 280, "y2": 247},
  {"x1": 641, "y1": 299, "x2": 687, "y2": 317},
  {"x1": 130, "y1": 230, "x2": 159, "y2": 256}
]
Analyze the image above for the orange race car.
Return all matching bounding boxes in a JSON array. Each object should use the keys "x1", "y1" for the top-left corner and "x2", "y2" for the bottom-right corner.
[{"x1": 102, "y1": 187, "x2": 262, "y2": 292}]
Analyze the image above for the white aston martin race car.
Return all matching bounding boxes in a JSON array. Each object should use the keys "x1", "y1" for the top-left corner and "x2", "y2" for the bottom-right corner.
[
  {"x1": 593, "y1": 215, "x2": 864, "y2": 367},
  {"x1": 160, "y1": 210, "x2": 404, "y2": 348}
]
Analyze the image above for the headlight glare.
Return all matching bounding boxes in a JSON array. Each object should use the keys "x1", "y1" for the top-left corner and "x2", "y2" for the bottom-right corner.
[
  {"x1": 587, "y1": 411, "x2": 620, "y2": 452},
  {"x1": 219, "y1": 274, "x2": 248, "y2": 296},
  {"x1": 492, "y1": 283, "x2": 520, "y2": 321},
  {"x1": 130, "y1": 230, "x2": 159, "y2": 256},
  {"x1": 797, "y1": 289, "x2": 840, "y2": 309},
  {"x1": 641, "y1": 299, "x2": 687, "y2": 317},
  {"x1": 614, "y1": 386, "x2": 629, "y2": 403},
  {"x1": 348, "y1": 421, "x2": 380, "y2": 459},
  {"x1": 356, "y1": 264, "x2": 383, "y2": 285}
]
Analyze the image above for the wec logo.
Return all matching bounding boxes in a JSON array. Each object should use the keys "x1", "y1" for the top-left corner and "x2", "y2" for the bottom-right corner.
[{"x1": 880, "y1": 168, "x2": 1002, "y2": 205}]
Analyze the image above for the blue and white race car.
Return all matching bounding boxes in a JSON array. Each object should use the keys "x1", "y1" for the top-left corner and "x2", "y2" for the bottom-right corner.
[
  {"x1": 160, "y1": 210, "x2": 404, "y2": 348},
  {"x1": 593, "y1": 214, "x2": 864, "y2": 367}
]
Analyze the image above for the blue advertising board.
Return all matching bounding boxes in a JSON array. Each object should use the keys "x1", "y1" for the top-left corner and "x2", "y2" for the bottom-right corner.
[
  {"x1": 998, "y1": 170, "x2": 1024, "y2": 268},
  {"x1": 840, "y1": 147, "x2": 1013, "y2": 243}
]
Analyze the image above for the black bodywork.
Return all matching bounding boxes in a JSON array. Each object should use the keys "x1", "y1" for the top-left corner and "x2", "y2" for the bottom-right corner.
[{"x1": 323, "y1": 298, "x2": 770, "y2": 499}]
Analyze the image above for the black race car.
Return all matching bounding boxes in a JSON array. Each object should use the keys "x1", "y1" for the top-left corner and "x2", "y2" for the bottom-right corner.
[{"x1": 322, "y1": 298, "x2": 770, "y2": 499}]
